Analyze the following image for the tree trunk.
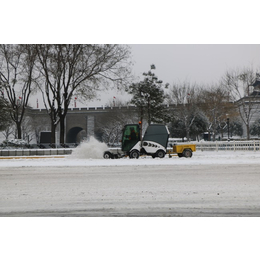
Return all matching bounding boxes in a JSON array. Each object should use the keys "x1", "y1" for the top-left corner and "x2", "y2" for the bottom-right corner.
[
  {"x1": 16, "y1": 122, "x2": 22, "y2": 139},
  {"x1": 51, "y1": 122, "x2": 56, "y2": 144},
  {"x1": 60, "y1": 115, "x2": 65, "y2": 144},
  {"x1": 246, "y1": 124, "x2": 250, "y2": 140},
  {"x1": 147, "y1": 98, "x2": 151, "y2": 125},
  {"x1": 186, "y1": 126, "x2": 190, "y2": 141}
]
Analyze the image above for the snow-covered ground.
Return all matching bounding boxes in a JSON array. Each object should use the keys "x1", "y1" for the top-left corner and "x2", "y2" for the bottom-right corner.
[
  {"x1": 1, "y1": 138, "x2": 260, "y2": 216},
  {"x1": 1, "y1": 139, "x2": 260, "y2": 259},
  {"x1": 1, "y1": 149, "x2": 260, "y2": 167}
]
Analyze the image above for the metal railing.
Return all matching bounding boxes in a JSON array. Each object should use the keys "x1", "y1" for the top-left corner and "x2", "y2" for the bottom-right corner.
[
  {"x1": 0, "y1": 148, "x2": 73, "y2": 157},
  {"x1": 1, "y1": 140, "x2": 260, "y2": 157},
  {"x1": 195, "y1": 140, "x2": 260, "y2": 152}
]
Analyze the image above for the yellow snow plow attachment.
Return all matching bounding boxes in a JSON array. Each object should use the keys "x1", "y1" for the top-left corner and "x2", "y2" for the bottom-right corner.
[{"x1": 167, "y1": 144, "x2": 196, "y2": 158}]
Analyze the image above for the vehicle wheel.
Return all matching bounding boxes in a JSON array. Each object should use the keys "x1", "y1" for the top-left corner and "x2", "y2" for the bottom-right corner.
[
  {"x1": 177, "y1": 153, "x2": 183, "y2": 158},
  {"x1": 103, "y1": 151, "x2": 112, "y2": 159},
  {"x1": 182, "y1": 149, "x2": 192, "y2": 158},
  {"x1": 156, "y1": 150, "x2": 165, "y2": 158},
  {"x1": 130, "y1": 150, "x2": 140, "y2": 159}
]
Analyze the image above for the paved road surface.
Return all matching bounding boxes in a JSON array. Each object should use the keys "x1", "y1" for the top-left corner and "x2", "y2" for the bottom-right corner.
[{"x1": 1, "y1": 164, "x2": 260, "y2": 216}]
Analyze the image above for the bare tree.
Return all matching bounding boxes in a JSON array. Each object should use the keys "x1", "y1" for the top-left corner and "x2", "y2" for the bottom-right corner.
[
  {"x1": 96, "y1": 108, "x2": 139, "y2": 145},
  {"x1": 198, "y1": 84, "x2": 237, "y2": 141},
  {"x1": 35, "y1": 44, "x2": 132, "y2": 144},
  {"x1": 1, "y1": 123, "x2": 16, "y2": 140},
  {"x1": 221, "y1": 68, "x2": 259, "y2": 140},
  {"x1": 168, "y1": 82, "x2": 200, "y2": 141},
  {"x1": 21, "y1": 112, "x2": 38, "y2": 144},
  {"x1": 0, "y1": 44, "x2": 37, "y2": 139}
]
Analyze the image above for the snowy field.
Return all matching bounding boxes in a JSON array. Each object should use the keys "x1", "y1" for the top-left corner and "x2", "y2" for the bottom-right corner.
[
  {"x1": 1, "y1": 137, "x2": 260, "y2": 216},
  {"x1": 2, "y1": 149, "x2": 260, "y2": 168},
  {"x1": 1, "y1": 138, "x2": 260, "y2": 217},
  {"x1": 1, "y1": 140, "x2": 260, "y2": 259}
]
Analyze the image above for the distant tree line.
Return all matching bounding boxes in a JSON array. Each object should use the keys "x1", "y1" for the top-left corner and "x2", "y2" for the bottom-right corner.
[
  {"x1": 1, "y1": 45, "x2": 260, "y2": 143},
  {"x1": 126, "y1": 65, "x2": 260, "y2": 141},
  {"x1": 0, "y1": 44, "x2": 132, "y2": 143}
]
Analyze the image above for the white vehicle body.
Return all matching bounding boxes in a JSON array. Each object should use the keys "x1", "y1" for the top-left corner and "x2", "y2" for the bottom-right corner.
[
  {"x1": 141, "y1": 140, "x2": 167, "y2": 154},
  {"x1": 103, "y1": 124, "x2": 169, "y2": 159}
]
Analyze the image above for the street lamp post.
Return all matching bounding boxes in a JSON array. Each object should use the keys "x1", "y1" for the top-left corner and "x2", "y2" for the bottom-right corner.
[{"x1": 227, "y1": 117, "x2": 230, "y2": 141}]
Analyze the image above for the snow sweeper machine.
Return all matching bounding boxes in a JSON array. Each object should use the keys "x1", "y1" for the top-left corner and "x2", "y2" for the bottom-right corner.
[{"x1": 103, "y1": 122, "x2": 196, "y2": 159}]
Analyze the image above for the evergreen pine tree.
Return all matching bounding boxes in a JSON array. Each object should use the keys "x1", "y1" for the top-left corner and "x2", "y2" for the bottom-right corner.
[{"x1": 127, "y1": 65, "x2": 170, "y2": 125}]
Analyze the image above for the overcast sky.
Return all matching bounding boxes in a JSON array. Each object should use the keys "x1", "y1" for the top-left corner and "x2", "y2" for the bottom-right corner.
[
  {"x1": 5, "y1": 0, "x2": 258, "y2": 108},
  {"x1": 29, "y1": 44, "x2": 260, "y2": 108},
  {"x1": 84, "y1": 44, "x2": 260, "y2": 107},
  {"x1": 129, "y1": 44, "x2": 260, "y2": 85}
]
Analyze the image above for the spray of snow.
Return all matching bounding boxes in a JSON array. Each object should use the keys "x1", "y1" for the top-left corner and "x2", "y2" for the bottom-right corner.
[{"x1": 71, "y1": 137, "x2": 108, "y2": 159}]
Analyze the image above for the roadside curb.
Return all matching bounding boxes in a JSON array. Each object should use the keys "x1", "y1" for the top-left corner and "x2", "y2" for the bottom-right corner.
[{"x1": 0, "y1": 156, "x2": 65, "y2": 159}]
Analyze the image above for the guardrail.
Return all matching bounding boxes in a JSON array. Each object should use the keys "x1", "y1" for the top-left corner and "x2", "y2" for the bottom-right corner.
[
  {"x1": 195, "y1": 140, "x2": 260, "y2": 152},
  {"x1": 1, "y1": 141, "x2": 260, "y2": 157},
  {"x1": 0, "y1": 148, "x2": 73, "y2": 157}
]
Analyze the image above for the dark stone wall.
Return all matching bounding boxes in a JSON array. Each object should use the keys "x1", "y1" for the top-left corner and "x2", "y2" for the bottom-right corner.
[{"x1": 29, "y1": 106, "x2": 139, "y2": 143}]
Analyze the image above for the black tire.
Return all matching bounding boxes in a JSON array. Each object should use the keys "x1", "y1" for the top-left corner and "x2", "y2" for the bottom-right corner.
[
  {"x1": 129, "y1": 150, "x2": 140, "y2": 159},
  {"x1": 103, "y1": 151, "x2": 112, "y2": 159},
  {"x1": 156, "y1": 150, "x2": 165, "y2": 158},
  {"x1": 177, "y1": 153, "x2": 183, "y2": 158},
  {"x1": 182, "y1": 149, "x2": 192, "y2": 158}
]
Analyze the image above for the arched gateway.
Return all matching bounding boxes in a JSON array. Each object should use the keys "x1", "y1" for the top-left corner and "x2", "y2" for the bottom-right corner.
[{"x1": 29, "y1": 106, "x2": 138, "y2": 144}]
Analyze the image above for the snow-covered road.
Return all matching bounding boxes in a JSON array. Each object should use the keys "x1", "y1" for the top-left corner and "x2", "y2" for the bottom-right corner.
[
  {"x1": 2, "y1": 149, "x2": 260, "y2": 167},
  {"x1": 1, "y1": 151, "x2": 260, "y2": 216}
]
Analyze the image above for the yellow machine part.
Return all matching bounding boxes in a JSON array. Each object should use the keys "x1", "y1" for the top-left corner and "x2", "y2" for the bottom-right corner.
[{"x1": 168, "y1": 144, "x2": 196, "y2": 155}]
